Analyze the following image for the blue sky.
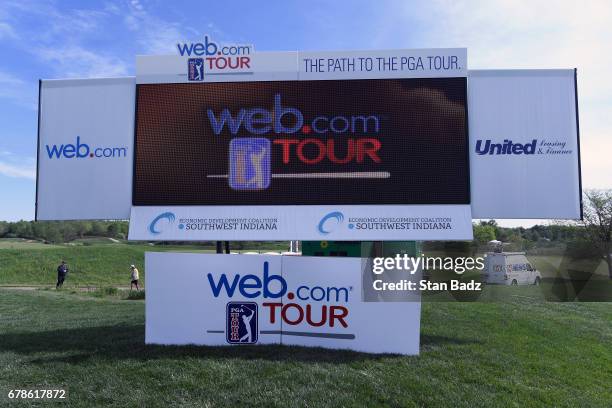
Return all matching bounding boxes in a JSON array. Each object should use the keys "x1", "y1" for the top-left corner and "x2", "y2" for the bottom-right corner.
[{"x1": 1, "y1": 0, "x2": 611, "y2": 222}]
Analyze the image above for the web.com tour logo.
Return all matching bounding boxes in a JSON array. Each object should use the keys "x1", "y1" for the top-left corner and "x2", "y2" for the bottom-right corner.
[
  {"x1": 45, "y1": 136, "x2": 127, "y2": 159},
  {"x1": 179, "y1": 35, "x2": 253, "y2": 80},
  {"x1": 177, "y1": 35, "x2": 252, "y2": 57},
  {"x1": 207, "y1": 261, "x2": 352, "y2": 339},
  {"x1": 208, "y1": 94, "x2": 382, "y2": 191}
]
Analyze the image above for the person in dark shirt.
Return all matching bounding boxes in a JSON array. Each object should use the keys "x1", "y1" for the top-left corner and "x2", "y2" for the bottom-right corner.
[{"x1": 56, "y1": 260, "x2": 68, "y2": 289}]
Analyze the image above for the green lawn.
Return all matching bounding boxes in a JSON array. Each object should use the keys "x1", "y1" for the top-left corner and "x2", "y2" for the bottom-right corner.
[
  {"x1": 0, "y1": 241, "x2": 289, "y2": 287},
  {"x1": 531, "y1": 255, "x2": 611, "y2": 279},
  {"x1": 0, "y1": 289, "x2": 610, "y2": 407},
  {"x1": 0, "y1": 243, "x2": 198, "y2": 286},
  {"x1": 0, "y1": 238, "x2": 62, "y2": 250}
]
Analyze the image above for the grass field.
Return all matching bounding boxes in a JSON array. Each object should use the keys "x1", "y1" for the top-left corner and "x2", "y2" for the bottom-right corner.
[
  {"x1": 1, "y1": 241, "x2": 610, "y2": 406},
  {"x1": 0, "y1": 238, "x2": 63, "y2": 250},
  {"x1": 0, "y1": 288, "x2": 610, "y2": 407},
  {"x1": 0, "y1": 239, "x2": 289, "y2": 287}
]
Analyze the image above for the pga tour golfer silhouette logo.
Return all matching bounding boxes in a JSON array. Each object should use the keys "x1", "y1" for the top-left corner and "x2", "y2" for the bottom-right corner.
[
  {"x1": 188, "y1": 58, "x2": 204, "y2": 81},
  {"x1": 229, "y1": 138, "x2": 271, "y2": 190},
  {"x1": 226, "y1": 302, "x2": 258, "y2": 344}
]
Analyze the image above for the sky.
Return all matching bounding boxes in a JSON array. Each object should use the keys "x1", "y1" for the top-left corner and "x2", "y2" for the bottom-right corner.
[{"x1": 0, "y1": 0, "x2": 611, "y2": 225}]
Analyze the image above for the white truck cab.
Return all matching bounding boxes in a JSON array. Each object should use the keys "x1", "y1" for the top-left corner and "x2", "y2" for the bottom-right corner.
[{"x1": 482, "y1": 252, "x2": 542, "y2": 285}]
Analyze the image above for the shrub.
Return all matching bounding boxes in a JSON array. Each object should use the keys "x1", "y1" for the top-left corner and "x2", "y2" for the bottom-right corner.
[
  {"x1": 93, "y1": 287, "x2": 119, "y2": 297},
  {"x1": 566, "y1": 239, "x2": 602, "y2": 259},
  {"x1": 125, "y1": 290, "x2": 145, "y2": 300}
]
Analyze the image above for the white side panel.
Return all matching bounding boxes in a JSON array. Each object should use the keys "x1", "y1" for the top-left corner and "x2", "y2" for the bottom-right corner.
[
  {"x1": 37, "y1": 77, "x2": 135, "y2": 220},
  {"x1": 468, "y1": 69, "x2": 581, "y2": 219}
]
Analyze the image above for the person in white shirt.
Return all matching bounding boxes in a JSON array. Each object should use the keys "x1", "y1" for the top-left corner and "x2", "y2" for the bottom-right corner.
[{"x1": 130, "y1": 265, "x2": 140, "y2": 291}]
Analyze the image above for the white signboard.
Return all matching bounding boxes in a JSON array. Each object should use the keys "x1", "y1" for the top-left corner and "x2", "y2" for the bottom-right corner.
[
  {"x1": 135, "y1": 48, "x2": 466, "y2": 84},
  {"x1": 36, "y1": 77, "x2": 135, "y2": 220},
  {"x1": 298, "y1": 48, "x2": 466, "y2": 80},
  {"x1": 468, "y1": 69, "x2": 581, "y2": 219},
  {"x1": 145, "y1": 252, "x2": 421, "y2": 355},
  {"x1": 128, "y1": 205, "x2": 474, "y2": 241}
]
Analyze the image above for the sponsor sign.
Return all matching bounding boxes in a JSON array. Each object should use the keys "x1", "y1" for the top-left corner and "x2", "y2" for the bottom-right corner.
[
  {"x1": 468, "y1": 69, "x2": 581, "y2": 219},
  {"x1": 145, "y1": 252, "x2": 421, "y2": 354},
  {"x1": 36, "y1": 78, "x2": 135, "y2": 220},
  {"x1": 128, "y1": 205, "x2": 473, "y2": 241}
]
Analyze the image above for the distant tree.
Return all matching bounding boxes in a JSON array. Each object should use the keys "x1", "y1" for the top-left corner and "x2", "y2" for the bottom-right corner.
[
  {"x1": 580, "y1": 190, "x2": 612, "y2": 279},
  {"x1": 31, "y1": 221, "x2": 47, "y2": 241},
  {"x1": 508, "y1": 231, "x2": 523, "y2": 243},
  {"x1": 45, "y1": 225, "x2": 62, "y2": 243},
  {"x1": 91, "y1": 222, "x2": 106, "y2": 236},
  {"x1": 10, "y1": 220, "x2": 33, "y2": 239},
  {"x1": 118, "y1": 222, "x2": 129, "y2": 237},
  {"x1": 60, "y1": 223, "x2": 77, "y2": 242},
  {"x1": 107, "y1": 223, "x2": 119, "y2": 238},
  {"x1": 473, "y1": 224, "x2": 496, "y2": 244},
  {"x1": 75, "y1": 221, "x2": 92, "y2": 238},
  {"x1": 480, "y1": 220, "x2": 498, "y2": 227}
]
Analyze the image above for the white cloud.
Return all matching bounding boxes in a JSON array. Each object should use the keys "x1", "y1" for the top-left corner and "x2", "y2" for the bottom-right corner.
[
  {"x1": 0, "y1": 70, "x2": 24, "y2": 86},
  {"x1": 0, "y1": 1, "x2": 130, "y2": 78},
  {"x1": 0, "y1": 152, "x2": 35, "y2": 180},
  {"x1": 0, "y1": 21, "x2": 17, "y2": 39},
  {"x1": 37, "y1": 45, "x2": 128, "y2": 78},
  {"x1": 123, "y1": 0, "x2": 201, "y2": 55},
  {"x1": 0, "y1": 70, "x2": 37, "y2": 109},
  {"x1": 407, "y1": 1, "x2": 612, "y2": 99}
]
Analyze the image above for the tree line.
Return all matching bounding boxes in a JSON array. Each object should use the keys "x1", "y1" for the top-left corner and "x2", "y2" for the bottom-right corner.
[{"x1": 0, "y1": 220, "x2": 129, "y2": 243}]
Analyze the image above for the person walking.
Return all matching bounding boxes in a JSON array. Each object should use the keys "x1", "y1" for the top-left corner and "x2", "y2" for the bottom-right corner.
[
  {"x1": 130, "y1": 265, "x2": 140, "y2": 291},
  {"x1": 56, "y1": 260, "x2": 68, "y2": 289}
]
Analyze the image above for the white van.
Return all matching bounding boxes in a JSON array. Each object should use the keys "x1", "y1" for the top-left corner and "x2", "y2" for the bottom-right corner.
[{"x1": 482, "y1": 252, "x2": 542, "y2": 285}]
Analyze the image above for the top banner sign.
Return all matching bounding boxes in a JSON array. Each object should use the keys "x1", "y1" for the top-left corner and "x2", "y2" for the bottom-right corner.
[{"x1": 136, "y1": 47, "x2": 467, "y2": 83}]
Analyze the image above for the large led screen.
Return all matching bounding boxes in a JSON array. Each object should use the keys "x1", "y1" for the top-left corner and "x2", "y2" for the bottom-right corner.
[{"x1": 133, "y1": 78, "x2": 469, "y2": 205}]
